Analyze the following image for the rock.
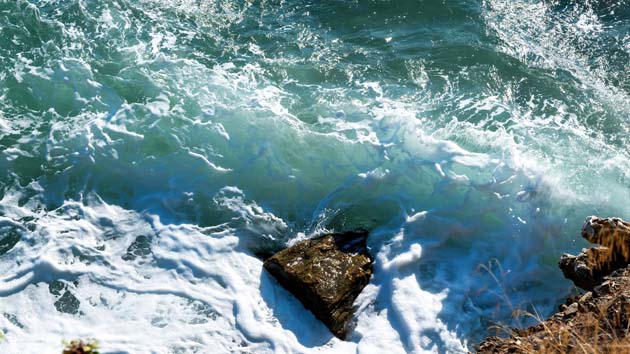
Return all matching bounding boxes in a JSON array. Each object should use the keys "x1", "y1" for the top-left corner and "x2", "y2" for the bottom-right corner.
[
  {"x1": 263, "y1": 231, "x2": 373, "y2": 339},
  {"x1": 561, "y1": 302, "x2": 578, "y2": 317},
  {"x1": 559, "y1": 249, "x2": 605, "y2": 291},
  {"x1": 559, "y1": 216, "x2": 630, "y2": 290},
  {"x1": 476, "y1": 266, "x2": 630, "y2": 353},
  {"x1": 477, "y1": 216, "x2": 630, "y2": 353}
]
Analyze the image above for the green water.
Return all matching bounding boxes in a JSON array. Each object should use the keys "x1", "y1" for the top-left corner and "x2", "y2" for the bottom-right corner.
[{"x1": 0, "y1": 0, "x2": 628, "y2": 352}]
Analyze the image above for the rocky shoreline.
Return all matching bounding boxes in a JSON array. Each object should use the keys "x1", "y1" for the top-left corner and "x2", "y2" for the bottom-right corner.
[
  {"x1": 261, "y1": 217, "x2": 630, "y2": 352},
  {"x1": 477, "y1": 217, "x2": 630, "y2": 353}
]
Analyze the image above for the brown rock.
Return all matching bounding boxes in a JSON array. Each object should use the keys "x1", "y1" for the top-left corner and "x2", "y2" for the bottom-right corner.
[
  {"x1": 477, "y1": 216, "x2": 630, "y2": 353},
  {"x1": 476, "y1": 266, "x2": 630, "y2": 353},
  {"x1": 560, "y1": 217, "x2": 630, "y2": 290},
  {"x1": 263, "y1": 231, "x2": 373, "y2": 339}
]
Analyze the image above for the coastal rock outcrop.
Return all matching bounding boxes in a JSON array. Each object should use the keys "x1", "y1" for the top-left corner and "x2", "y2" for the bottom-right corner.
[
  {"x1": 560, "y1": 217, "x2": 630, "y2": 290},
  {"x1": 477, "y1": 216, "x2": 630, "y2": 353},
  {"x1": 263, "y1": 231, "x2": 373, "y2": 339},
  {"x1": 477, "y1": 266, "x2": 630, "y2": 353}
]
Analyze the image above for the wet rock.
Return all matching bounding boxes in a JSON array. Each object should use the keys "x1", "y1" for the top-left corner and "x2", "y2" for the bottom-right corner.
[
  {"x1": 263, "y1": 231, "x2": 372, "y2": 339},
  {"x1": 122, "y1": 235, "x2": 153, "y2": 261},
  {"x1": 559, "y1": 216, "x2": 630, "y2": 290},
  {"x1": 0, "y1": 225, "x2": 21, "y2": 255},
  {"x1": 3, "y1": 313, "x2": 24, "y2": 328},
  {"x1": 55, "y1": 290, "x2": 81, "y2": 315},
  {"x1": 49, "y1": 280, "x2": 81, "y2": 315}
]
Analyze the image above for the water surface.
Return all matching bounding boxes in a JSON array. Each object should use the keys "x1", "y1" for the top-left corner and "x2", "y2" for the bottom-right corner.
[{"x1": 0, "y1": 0, "x2": 628, "y2": 352}]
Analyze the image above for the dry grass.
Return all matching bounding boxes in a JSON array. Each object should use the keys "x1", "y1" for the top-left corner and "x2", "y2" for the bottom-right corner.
[
  {"x1": 477, "y1": 217, "x2": 630, "y2": 354},
  {"x1": 477, "y1": 271, "x2": 630, "y2": 354}
]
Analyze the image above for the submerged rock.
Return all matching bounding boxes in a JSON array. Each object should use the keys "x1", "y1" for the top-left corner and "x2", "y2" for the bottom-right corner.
[
  {"x1": 49, "y1": 280, "x2": 81, "y2": 315},
  {"x1": 263, "y1": 231, "x2": 373, "y2": 339},
  {"x1": 560, "y1": 216, "x2": 630, "y2": 290}
]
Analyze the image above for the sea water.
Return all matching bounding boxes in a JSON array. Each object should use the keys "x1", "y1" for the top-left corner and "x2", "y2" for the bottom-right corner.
[{"x1": 0, "y1": 0, "x2": 628, "y2": 353}]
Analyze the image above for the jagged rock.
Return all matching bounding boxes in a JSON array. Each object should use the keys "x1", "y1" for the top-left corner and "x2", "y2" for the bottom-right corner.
[
  {"x1": 476, "y1": 266, "x2": 630, "y2": 353},
  {"x1": 560, "y1": 216, "x2": 630, "y2": 290},
  {"x1": 263, "y1": 231, "x2": 373, "y2": 339},
  {"x1": 477, "y1": 216, "x2": 630, "y2": 353}
]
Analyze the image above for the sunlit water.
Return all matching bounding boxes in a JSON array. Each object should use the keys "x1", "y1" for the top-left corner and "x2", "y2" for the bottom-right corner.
[{"x1": 0, "y1": 0, "x2": 628, "y2": 353}]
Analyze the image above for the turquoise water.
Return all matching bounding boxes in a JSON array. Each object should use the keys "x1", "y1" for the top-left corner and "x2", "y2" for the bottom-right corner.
[{"x1": 0, "y1": 0, "x2": 628, "y2": 352}]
